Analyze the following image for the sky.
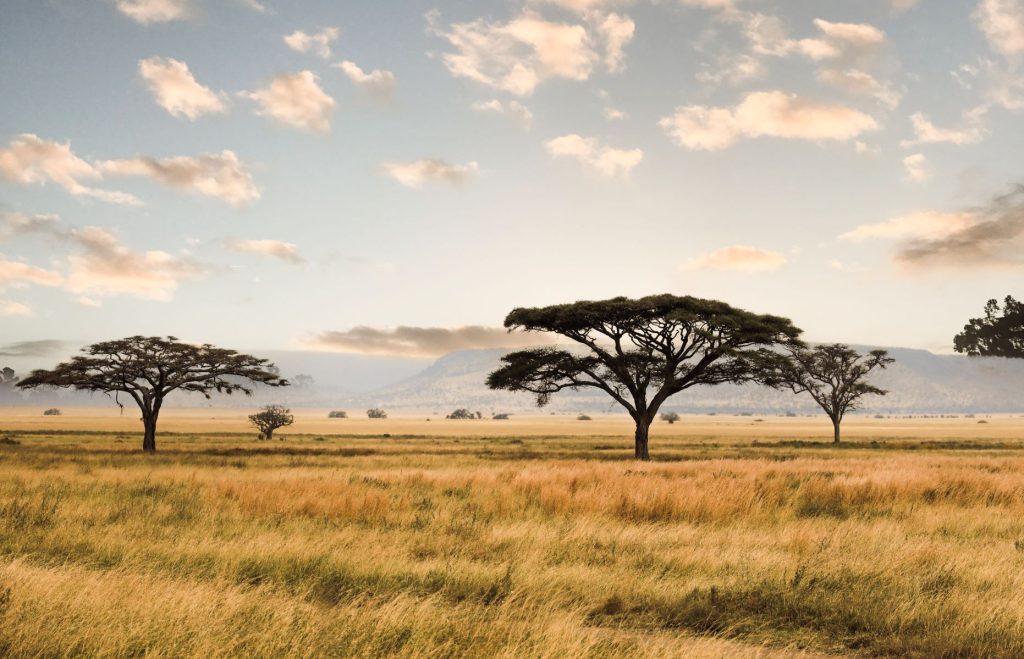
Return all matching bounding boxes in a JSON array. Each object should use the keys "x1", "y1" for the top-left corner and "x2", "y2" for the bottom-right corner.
[{"x1": 1, "y1": 0, "x2": 1024, "y2": 369}]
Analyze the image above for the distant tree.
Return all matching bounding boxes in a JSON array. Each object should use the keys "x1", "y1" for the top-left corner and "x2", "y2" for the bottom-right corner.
[
  {"x1": 577, "y1": 414, "x2": 592, "y2": 421},
  {"x1": 475, "y1": 411, "x2": 483, "y2": 419},
  {"x1": 660, "y1": 412, "x2": 680, "y2": 424},
  {"x1": 328, "y1": 410, "x2": 348, "y2": 418},
  {"x1": 446, "y1": 408, "x2": 474, "y2": 420},
  {"x1": 492, "y1": 413, "x2": 511, "y2": 420},
  {"x1": 42, "y1": 408, "x2": 61, "y2": 416},
  {"x1": 17, "y1": 336, "x2": 287, "y2": 452},
  {"x1": 486, "y1": 295, "x2": 802, "y2": 460},
  {"x1": 954, "y1": 296, "x2": 1024, "y2": 358},
  {"x1": 755, "y1": 344, "x2": 893, "y2": 443},
  {"x1": 249, "y1": 404, "x2": 294, "y2": 440},
  {"x1": 0, "y1": 367, "x2": 16, "y2": 386},
  {"x1": 293, "y1": 374, "x2": 316, "y2": 388},
  {"x1": 367, "y1": 408, "x2": 387, "y2": 419}
]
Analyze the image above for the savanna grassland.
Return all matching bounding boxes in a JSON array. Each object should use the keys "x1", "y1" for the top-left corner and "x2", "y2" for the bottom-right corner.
[{"x1": 3, "y1": 412, "x2": 1024, "y2": 658}]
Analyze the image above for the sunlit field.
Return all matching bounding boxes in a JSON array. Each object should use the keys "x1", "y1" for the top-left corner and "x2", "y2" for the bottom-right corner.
[{"x1": 4, "y1": 413, "x2": 1024, "y2": 657}]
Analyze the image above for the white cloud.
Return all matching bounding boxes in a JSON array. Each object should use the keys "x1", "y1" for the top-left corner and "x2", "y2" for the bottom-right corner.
[
  {"x1": 659, "y1": 91, "x2": 878, "y2": 150},
  {"x1": 747, "y1": 16, "x2": 884, "y2": 60},
  {"x1": 817, "y1": 68, "x2": 901, "y2": 108},
  {"x1": 840, "y1": 211, "x2": 977, "y2": 242},
  {"x1": 429, "y1": 11, "x2": 602, "y2": 96},
  {"x1": 138, "y1": 57, "x2": 227, "y2": 120},
  {"x1": 0, "y1": 300, "x2": 32, "y2": 317},
  {"x1": 99, "y1": 150, "x2": 259, "y2": 206},
  {"x1": 283, "y1": 27, "x2": 339, "y2": 59},
  {"x1": 0, "y1": 134, "x2": 140, "y2": 205},
  {"x1": 115, "y1": 0, "x2": 192, "y2": 24},
  {"x1": 0, "y1": 259, "x2": 64, "y2": 287},
  {"x1": 902, "y1": 111, "x2": 986, "y2": 145},
  {"x1": 974, "y1": 0, "x2": 1024, "y2": 57},
  {"x1": 903, "y1": 153, "x2": 929, "y2": 182},
  {"x1": 307, "y1": 325, "x2": 546, "y2": 358},
  {"x1": 335, "y1": 61, "x2": 396, "y2": 99},
  {"x1": 228, "y1": 239, "x2": 304, "y2": 264},
  {"x1": 241, "y1": 71, "x2": 335, "y2": 133},
  {"x1": 683, "y1": 245, "x2": 787, "y2": 272},
  {"x1": 471, "y1": 99, "x2": 534, "y2": 127},
  {"x1": 544, "y1": 134, "x2": 643, "y2": 177},
  {"x1": 379, "y1": 159, "x2": 479, "y2": 188},
  {"x1": 892, "y1": 0, "x2": 920, "y2": 11},
  {"x1": 596, "y1": 13, "x2": 635, "y2": 73},
  {"x1": 697, "y1": 53, "x2": 764, "y2": 87}
]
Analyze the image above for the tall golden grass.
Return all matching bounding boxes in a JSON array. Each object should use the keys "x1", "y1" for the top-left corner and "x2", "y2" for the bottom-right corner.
[{"x1": 3, "y1": 427, "x2": 1024, "y2": 657}]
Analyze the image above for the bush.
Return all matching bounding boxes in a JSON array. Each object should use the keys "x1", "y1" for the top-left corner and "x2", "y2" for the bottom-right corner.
[
  {"x1": 367, "y1": 408, "x2": 387, "y2": 419},
  {"x1": 660, "y1": 412, "x2": 680, "y2": 424},
  {"x1": 577, "y1": 414, "x2": 592, "y2": 421},
  {"x1": 328, "y1": 410, "x2": 347, "y2": 419},
  {"x1": 42, "y1": 408, "x2": 61, "y2": 416},
  {"x1": 446, "y1": 409, "x2": 475, "y2": 420},
  {"x1": 492, "y1": 413, "x2": 511, "y2": 420}
]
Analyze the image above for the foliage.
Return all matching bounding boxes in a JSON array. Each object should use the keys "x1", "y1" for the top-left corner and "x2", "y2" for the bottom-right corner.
[
  {"x1": 367, "y1": 408, "x2": 387, "y2": 419},
  {"x1": 328, "y1": 410, "x2": 348, "y2": 419},
  {"x1": 954, "y1": 296, "x2": 1024, "y2": 358},
  {"x1": 754, "y1": 344, "x2": 893, "y2": 442},
  {"x1": 17, "y1": 336, "x2": 287, "y2": 451},
  {"x1": 248, "y1": 405, "x2": 294, "y2": 440},
  {"x1": 486, "y1": 295, "x2": 802, "y2": 459},
  {"x1": 660, "y1": 412, "x2": 680, "y2": 424},
  {"x1": 446, "y1": 409, "x2": 475, "y2": 420},
  {"x1": 42, "y1": 408, "x2": 61, "y2": 416}
]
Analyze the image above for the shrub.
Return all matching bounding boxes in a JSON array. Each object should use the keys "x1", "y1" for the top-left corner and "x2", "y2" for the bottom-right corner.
[
  {"x1": 447, "y1": 409, "x2": 475, "y2": 420},
  {"x1": 367, "y1": 408, "x2": 387, "y2": 419},
  {"x1": 492, "y1": 413, "x2": 511, "y2": 420},
  {"x1": 42, "y1": 408, "x2": 61, "y2": 416},
  {"x1": 577, "y1": 414, "x2": 592, "y2": 421},
  {"x1": 661, "y1": 412, "x2": 680, "y2": 424},
  {"x1": 328, "y1": 410, "x2": 347, "y2": 419}
]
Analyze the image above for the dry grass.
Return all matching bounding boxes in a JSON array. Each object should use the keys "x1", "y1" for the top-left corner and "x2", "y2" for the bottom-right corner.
[{"x1": 3, "y1": 417, "x2": 1024, "y2": 657}]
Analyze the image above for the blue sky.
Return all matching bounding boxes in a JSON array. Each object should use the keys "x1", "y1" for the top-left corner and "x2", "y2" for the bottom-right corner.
[{"x1": 1, "y1": 0, "x2": 1023, "y2": 366}]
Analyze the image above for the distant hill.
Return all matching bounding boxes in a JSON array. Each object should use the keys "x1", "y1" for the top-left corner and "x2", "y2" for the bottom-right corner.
[{"x1": 355, "y1": 346, "x2": 1024, "y2": 415}]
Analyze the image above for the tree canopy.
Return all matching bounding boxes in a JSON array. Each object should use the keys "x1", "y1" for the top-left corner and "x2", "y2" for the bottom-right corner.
[
  {"x1": 954, "y1": 296, "x2": 1024, "y2": 358},
  {"x1": 249, "y1": 405, "x2": 294, "y2": 440},
  {"x1": 486, "y1": 295, "x2": 802, "y2": 459},
  {"x1": 18, "y1": 336, "x2": 288, "y2": 451}
]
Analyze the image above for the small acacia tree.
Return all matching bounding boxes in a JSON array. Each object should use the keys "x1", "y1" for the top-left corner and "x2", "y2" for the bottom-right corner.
[
  {"x1": 661, "y1": 411, "x2": 680, "y2": 424},
  {"x1": 486, "y1": 295, "x2": 802, "y2": 460},
  {"x1": 367, "y1": 408, "x2": 387, "y2": 419},
  {"x1": 954, "y1": 296, "x2": 1023, "y2": 358},
  {"x1": 249, "y1": 405, "x2": 294, "y2": 440},
  {"x1": 17, "y1": 336, "x2": 287, "y2": 452},
  {"x1": 756, "y1": 344, "x2": 893, "y2": 443}
]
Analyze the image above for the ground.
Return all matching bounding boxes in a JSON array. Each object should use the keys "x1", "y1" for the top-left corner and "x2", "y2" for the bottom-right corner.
[{"x1": 2, "y1": 410, "x2": 1024, "y2": 657}]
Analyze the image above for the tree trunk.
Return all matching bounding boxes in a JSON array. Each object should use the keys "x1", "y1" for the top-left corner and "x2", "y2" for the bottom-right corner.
[
  {"x1": 634, "y1": 418, "x2": 651, "y2": 461},
  {"x1": 832, "y1": 418, "x2": 841, "y2": 444},
  {"x1": 142, "y1": 415, "x2": 157, "y2": 452},
  {"x1": 265, "y1": 428, "x2": 273, "y2": 441}
]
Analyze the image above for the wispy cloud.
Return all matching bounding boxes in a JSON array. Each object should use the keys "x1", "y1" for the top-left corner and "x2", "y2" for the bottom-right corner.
[
  {"x1": 471, "y1": 99, "x2": 534, "y2": 128},
  {"x1": 99, "y1": 151, "x2": 260, "y2": 206},
  {"x1": 138, "y1": 57, "x2": 227, "y2": 120},
  {"x1": 544, "y1": 134, "x2": 642, "y2": 178},
  {"x1": 283, "y1": 27, "x2": 339, "y2": 59},
  {"x1": 115, "y1": 0, "x2": 192, "y2": 24},
  {"x1": 379, "y1": 159, "x2": 478, "y2": 188},
  {"x1": 683, "y1": 245, "x2": 787, "y2": 272},
  {"x1": 0, "y1": 340, "x2": 68, "y2": 357},
  {"x1": 335, "y1": 61, "x2": 396, "y2": 99},
  {"x1": 903, "y1": 153, "x2": 929, "y2": 182},
  {"x1": 306, "y1": 325, "x2": 545, "y2": 357},
  {"x1": 0, "y1": 300, "x2": 32, "y2": 317},
  {"x1": 241, "y1": 71, "x2": 335, "y2": 133},
  {"x1": 227, "y1": 239, "x2": 304, "y2": 264}
]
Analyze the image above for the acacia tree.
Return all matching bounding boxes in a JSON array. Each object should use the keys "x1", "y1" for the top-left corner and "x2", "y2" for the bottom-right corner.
[
  {"x1": 756, "y1": 344, "x2": 893, "y2": 443},
  {"x1": 249, "y1": 405, "x2": 294, "y2": 440},
  {"x1": 954, "y1": 296, "x2": 1023, "y2": 358},
  {"x1": 17, "y1": 336, "x2": 288, "y2": 451},
  {"x1": 486, "y1": 295, "x2": 802, "y2": 460}
]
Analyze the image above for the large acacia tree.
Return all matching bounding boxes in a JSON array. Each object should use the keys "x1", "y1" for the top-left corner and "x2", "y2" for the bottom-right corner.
[
  {"x1": 954, "y1": 296, "x2": 1023, "y2": 358},
  {"x1": 18, "y1": 336, "x2": 288, "y2": 451},
  {"x1": 486, "y1": 295, "x2": 802, "y2": 460}
]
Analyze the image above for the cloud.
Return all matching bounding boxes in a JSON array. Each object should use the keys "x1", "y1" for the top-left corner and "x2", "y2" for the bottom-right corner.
[
  {"x1": 335, "y1": 61, "x2": 396, "y2": 99},
  {"x1": 903, "y1": 153, "x2": 929, "y2": 182},
  {"x1": 974, "y1": 0, "x2": 1024, "y2": 57},
  {"x1": 0, "y1": 259, "x2": 64, "y2": 287},
  {"x1": 0, "y1": 134, "x2": 140, "y2": 205},
  {"x1": 283, "y1": 27, "x2": 339, "y2": 59},
  {"x1": 227, "y1": 239, "x2": 304, "y2": 264},
  {"x1": 115, "y1": 0, "x2": 192, "y2": 24},
  {"x1": 902, "y1": 111, "x2": 987, "y2": 146},
  {"x1": 471, "y1": 99, "x2": 534, "y2": 127},
  {"x1": 138, "y1": 57, "x2": 227, "y2": 120},
  {"x1": 429, "y1": 10, "x2": 605, "y2": 96},
  {"x1": 99, "y1": 150, "x2": 259, "y2": 206},
  {"x1": 0, "y1": 212, "x2": 205, "y2": 300},
  {"x1": 306, "y1": 325, "x2": 546, "y2": 357},
  {"x1": 379, "y1": 159, "x2": 479, "y2": 188},
  {"x1": 0, "y1": 301, "x2": 32, "y2": 317},
  {"x1": 697, "y1": 53, "x2": 764, "y2": 87},
  {"x1": 817, "y1": 68, "x2": 901, "y2": 108},
  {"x1": 841, "y1": 211, "x2": 978, "y2": 242},
  {"x1": 544, "y1": 134, "x2": 642, "y2": 177},
  {"x1": 596, "y1": 13, "x2": 635, "y2": 73},
  {"x1": 0, "y1": 340, "x2": 68, "y2": 357},
  {"x1": 743, "y1": 15, "x2": 884, "y2": 61},
  {"x1": 659, "y1": 90, "x2": 878, "y2": 150},
  {"x1": 682, "y1": 245, "x2": 787, "y2": 272},
  {"x1": 241, "y1": 71, "x2": 335, "y2": 133},
  {"x1": 892, "y1": 0, "x2": 919, "y2": 10}
]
